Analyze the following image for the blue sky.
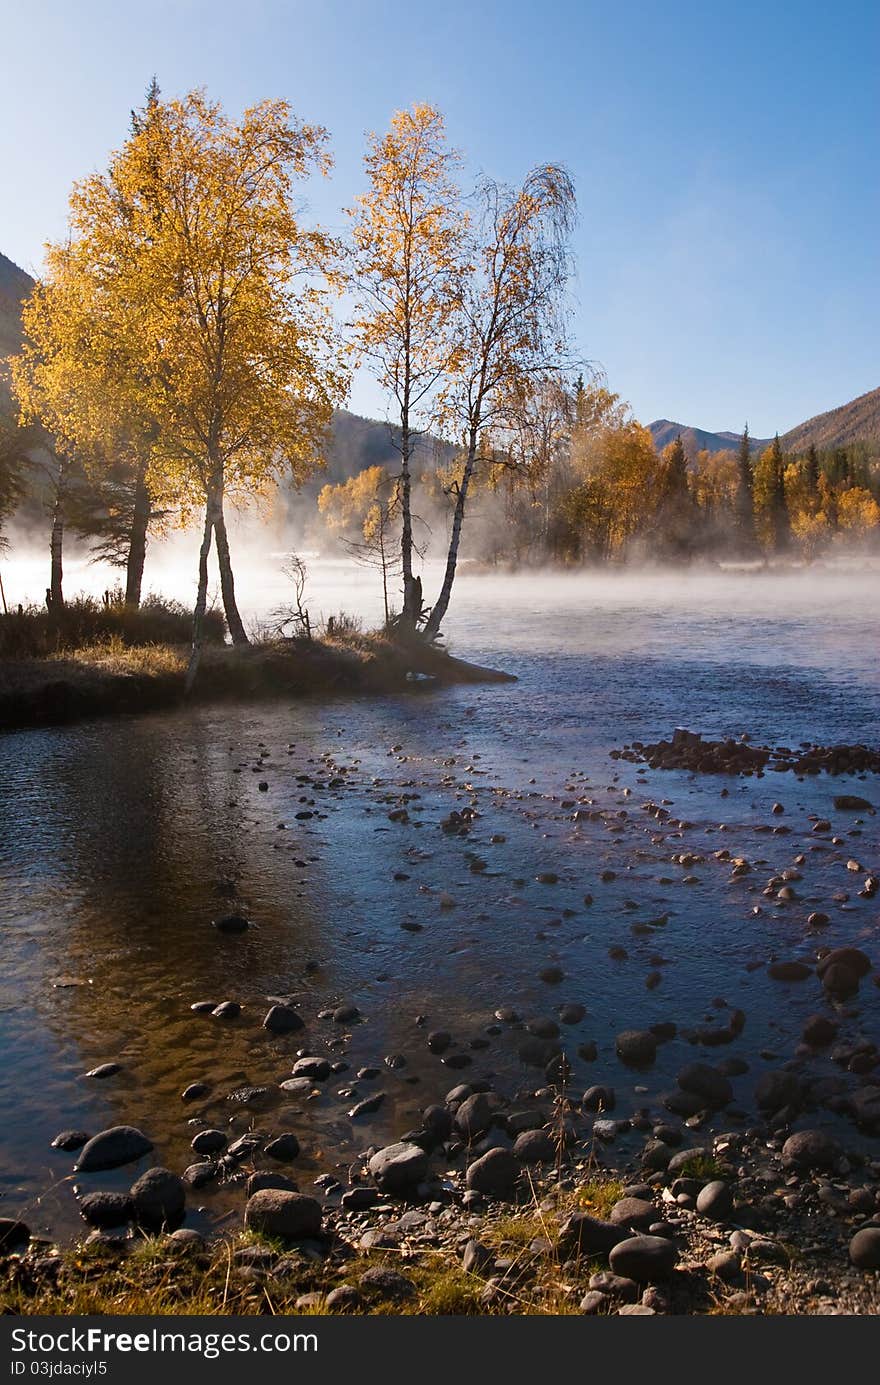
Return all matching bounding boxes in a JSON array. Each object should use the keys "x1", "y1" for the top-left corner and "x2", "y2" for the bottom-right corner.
[{"x1": 2, "y1": 0, "x2": 877, "y2": 434}]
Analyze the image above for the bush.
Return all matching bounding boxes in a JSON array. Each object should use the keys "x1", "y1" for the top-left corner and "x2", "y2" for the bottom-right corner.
[{"x1": 0, "y1": 590, "x2": 225, "y2": 659}]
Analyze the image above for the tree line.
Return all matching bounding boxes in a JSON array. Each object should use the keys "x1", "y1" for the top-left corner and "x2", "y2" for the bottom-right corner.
[{"x1": 319, "y1": 384, "x2": 880, "y2": 571}]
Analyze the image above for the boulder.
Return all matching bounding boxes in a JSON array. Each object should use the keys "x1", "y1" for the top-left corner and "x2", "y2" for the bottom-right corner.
[
  {"x1": 781, "y1": 1130, "x2": 840, "y2": 1172},
  {"x1": 609, "y1": 1234, "x2": 679, "y2": 1282},
  {"x1": 244, "y1": 1190, "x2": 322, "y2": 1240},
  {"x1": 849, "y1": 1228, "x2": 880, "y2": 1271},
  {"x1": 262, "y1": 1005, "x2": 304, "y2": 1035},
  {"x1": 616, "y1": 1030, "x2": 657, "y2": 1067},
  {"x1": 129, "y1": 1167, "x2": 185, "y2": 1230},
  {"x1": 74, "y1": 1126, "x2": 153, "y2": 1173},
  {"x1": 368, "y1": 1142, "x2": 429, "y2": 1194},
  {"x1": 695, "y1": 1180, "x2": 734, "y2": 1220},
  {"x1": 557, "y1": 1213, "x2": 626, "y2": 1260},
  {"x1": 677, "y1": 1063, "x2": 733, "y2": 1107},
  {"x1": 465, "y1": 1148, "x2": 520, "y2": 1197}
]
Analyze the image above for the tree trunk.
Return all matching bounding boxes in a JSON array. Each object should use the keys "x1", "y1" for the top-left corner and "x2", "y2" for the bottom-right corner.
[
  {"x1": 125, "y1": 464, "x2": 151, "y2": 609},
  {"x1": 399, "y1": 414, "x2": 421, "y2": 628},
  {"x1": 48, "y1": 455, "x2": 69, "y2": 614},
  {"x1": 213, "y1": 496, "x2": 249, "y2": 646},
  {"x1": 185, "y1": 497, "x2": 216, "y2": 695},
  {"x1": 423, "y1": 436, "x2": 477, "y2": 641}
]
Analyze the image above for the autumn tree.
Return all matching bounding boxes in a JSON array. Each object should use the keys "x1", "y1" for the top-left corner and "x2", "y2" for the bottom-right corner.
[
  {"x1": 28, "y1": 91, "x2": 345, "y2": 676},
  {"x1": 652, "y1": 434, "x2": 698, "y2": 560},
  {"x1": 423, "y1": 166, "x2": 577, "y2": 639},
  {"x1": 348, "y1": 105, "x2": 465, "y2": 629}
]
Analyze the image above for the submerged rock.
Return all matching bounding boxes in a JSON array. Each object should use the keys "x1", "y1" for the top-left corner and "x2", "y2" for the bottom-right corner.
[{"x1": 74, "y1": 1126, "x2": 153, "y2": 1173}]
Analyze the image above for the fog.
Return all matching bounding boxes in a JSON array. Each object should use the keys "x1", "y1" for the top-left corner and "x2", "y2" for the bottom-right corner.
[{"x1": 3, "y1": 502, "x2": 878, "y2": 660}]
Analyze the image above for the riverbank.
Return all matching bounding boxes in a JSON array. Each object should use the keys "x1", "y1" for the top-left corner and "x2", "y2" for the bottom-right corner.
[
  {"x1": 3, "y1": 1126, "x2": 879, "y2": 1317},
  {"x1": 0, "y1": 633, "x2": 516, "y2": 731}
]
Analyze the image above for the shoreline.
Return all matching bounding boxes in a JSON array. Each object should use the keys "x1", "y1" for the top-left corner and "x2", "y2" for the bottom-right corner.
[
  {"x1": 3, "y1": 1123, "x2": 879, "y2": 1317},
  {"x1": 0, "y1": 635, "x2": 516, "y2": 733}
]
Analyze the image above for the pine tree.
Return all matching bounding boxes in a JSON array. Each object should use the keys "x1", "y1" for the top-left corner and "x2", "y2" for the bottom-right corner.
[
  {"x1": 805, "y1": 442, "x2": 819, "y2": 494},
  {"x1": 769, "y1": 433, "x2": 790, "y2": 552},
  {"x1": 734, "y1": 424, "x2": 756, "y2": 552}
]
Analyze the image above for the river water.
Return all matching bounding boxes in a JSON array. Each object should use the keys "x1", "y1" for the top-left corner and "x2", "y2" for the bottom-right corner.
[{"x1": 1, "y1": 563, "x2": 878, "y2": 1241}]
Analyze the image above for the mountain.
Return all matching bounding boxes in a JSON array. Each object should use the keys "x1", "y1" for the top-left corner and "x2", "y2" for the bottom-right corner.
[
  {"x1": 649, "y1": 387, "x2": 880, "y2": 460},
  {"x1": 648, "y1": 420, "x2": 770, "y2": 457},
  {"x1": 0, "y1": 253, "x2": 34, "y2": 407},
  {"x1": 781, "y1": 386, "x2": 880, "y2": 454}
]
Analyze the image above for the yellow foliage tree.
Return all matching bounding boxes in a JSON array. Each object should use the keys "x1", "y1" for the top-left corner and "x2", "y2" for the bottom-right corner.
[
  {"x1": 18, "y1": 89, "x2": 347, "y2": 675},
  {"x1": 348, "y1": 105, "x2": 466, "y2": 628},
  {"x1": 836, "y1": 486, "x2": 880, "y2": 538}
]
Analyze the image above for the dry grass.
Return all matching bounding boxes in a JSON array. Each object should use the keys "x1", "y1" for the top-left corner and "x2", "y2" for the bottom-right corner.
[{"x1": 53, "y1": 637, "x2": 187, "y2": 677}]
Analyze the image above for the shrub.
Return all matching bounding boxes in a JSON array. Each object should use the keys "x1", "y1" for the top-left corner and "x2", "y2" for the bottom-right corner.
[{"x1": 0, "y1": 589, "x2": 225, "y2": 659}]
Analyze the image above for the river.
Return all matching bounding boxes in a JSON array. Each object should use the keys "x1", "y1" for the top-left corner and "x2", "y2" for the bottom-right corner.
[{"x1": 1, "y1": 563, "x2": 878, "y2": 1241}]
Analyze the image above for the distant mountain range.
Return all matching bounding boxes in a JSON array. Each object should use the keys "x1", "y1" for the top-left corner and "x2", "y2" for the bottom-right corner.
[
  {"x1": 648, "y1": 386, "x2": 880, "y2": 459},
  {"x1": 2, "y1": 250, "x2": 877, "y2": 473}
]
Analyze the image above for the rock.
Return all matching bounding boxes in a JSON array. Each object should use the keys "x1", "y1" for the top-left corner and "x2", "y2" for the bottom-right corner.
[
  {"x1": 849, "y1": 1227, "x2": 880, "y2": 1271},
  {"x1": 579, "y1": 1290, "x2": 609, "y2": 1314},
  {"x1": 462, "y1": 1239, "x2": 493, "y2": 1274},
  {"x1": 768, "y1": 961, "x2": 812, "y2": 981},
  {"x1": 213, "y1": 914, "x2": 249, "y2": 933},
  {"x1": 51, "y1": 1130, "x2": 89, "y2": 1152},
  {"x1": 244, "y1": 1190, "x2": 322, "y2": 1240},
  {"x1": 358, "y1": 1267, "x2": 417, "y2": 1300},
  {"x1": 84, "y1": 1062, "x2": 121, "y2": 1079},
  {"x1": 427, "y1": 1030, "x2": 451, "y2": 1054},
  {"x1": 182, "y1": 1162, "x2": 219, "y2": 1189},
  {"x1": 755, "y1": 1071, "x2": 802, "y2": 1113},
  {"x1": 325, "y1": 1284, "x2": 363, "y2": 1311},
  {"x1": 246, "y1": 1172, "x2": 299, "y2": 1197},
  {"x1": 78, "y1": 1192, "x2": 133, "y2": 1228},
  {"x1": 0, "y1": 1219, "x2": 31, "y2": 1250},
  {"x1": 465, "y1": 1148, "x2": 519, "y2": 1197},
  {"x1": 802, "y1": 1015, "x2": 838, "y2": 1046},
  {"x1": 558, "y1": 1213, "x2": 626, "y2": 1260},
  {"x1": 263, "y1": 1005, "x2": 304, "y2": 1035},
  {"x1": 821, "y1": 963, "x2": 860, "y2": 999},
  {"x1": 332, "y1": 1004, "x2": 360, "y2": 1023},
  {"x1": 589, "y1": 1271, "x2": 640, "y2": 1301},
  {"x1": 348, "y1": 1093, "x2": 386, "y2": 1119},
  {"x1": 513, "y1": 1129, "x2": 556, "y2": 1164},
  {"x1": 191, "y1": 1129, "x2": 227, "y2": 1156},
  {"x1": 167, "y1": 1228, "x2": 205, "y2": 1253},
  {"x1": 583, "y1": 1085, "x2": 616, "y2": 1112},
  {"x1": 265, "y1": 1133, "x2": 301, "y2": 1162},
  {"x1": 129, "y1": 1167, "x2": 185, "y2": 1230},
  {"x1": 706, "y1": 1249, "x2": 743, "y2": 1283},
  {"x1": 559, "y1": 1003, "x2": 586, "y2": 1024},
  {"x1": 368, "y1": 1142, "x2": 429, "y2": 1193},
  {"x1": 211, "y1": 1001, "x2": 241, "y2": 1019},
  {"x1": 609, "y1": 1235, "x2": 679, "y2": 1282},
  {"x1": 619, "y1": 1304, "x2": 656, "y2": 1315},
  {"x1": 74, "y1": 1126, "x2": 153, "y2": 1172},
  {"x1": 817, "y1": 947, "x2": 871, "y2": 980},
  {"x1": 609, "y1": 1198, "x2": 656, "y2": 1231},
  {"x1": 834, "y1": 795, "x2": 873, "y2": 811},
  {"x1": 539, "y1": 965, "x2": 564, "y2": 983},
  {"x1": 291, "y1": 1057, "x2": 331, "y2": 1080},
  {"x1": 696, "y1": 1180, "x2": 734, "y2": 1220},
  {"x1": 341, "y1": 1187, "x2": 380, "y2": 1211},
  {"x1": 781, "y1": 1130, "x2": 840, "y2": 1171},
  {"x1": 454, "y1": 1092, "x2": 499, "y2": 1141},
  {"x1": 616, "y1": 1030, "x2": 657, "y2": 1067},
  {"x1": 677, "y1": 1063, "x2": 733, "y2": 1107},
  {"x1": 181, "y1": 1082, "x2": 210, "y2": 1102}
]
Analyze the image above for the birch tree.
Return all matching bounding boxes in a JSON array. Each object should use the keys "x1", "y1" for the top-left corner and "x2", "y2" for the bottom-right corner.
[
  {"x1": 19, "y1": 90, "x2": 346, "y2": 677},
  {"x1": 348, "y1": 104, "x2": 466, "y2": 629},
  {"x1": 423, "y1": 166, "x2": 576, "y2": 640}
]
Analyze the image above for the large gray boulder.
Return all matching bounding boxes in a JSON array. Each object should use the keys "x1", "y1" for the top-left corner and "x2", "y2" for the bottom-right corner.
[{"x1": 244, "y1": 1189, "x2": 322, "y2": 1240}]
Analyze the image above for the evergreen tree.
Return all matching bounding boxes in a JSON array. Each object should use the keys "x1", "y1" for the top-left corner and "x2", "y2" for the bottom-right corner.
[
  {"x1": 734, "y1": 424, "x2": 757, "y2": 552},
  {"x1": 769, "y1": 433, "x2": 790, "y2": 552},
  {"x1": 805, "y1": 442, "x2": 819, "y2": 494}
]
